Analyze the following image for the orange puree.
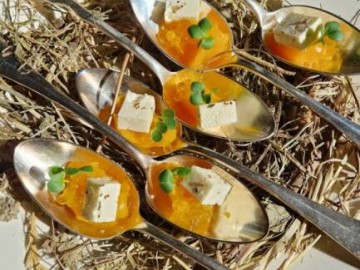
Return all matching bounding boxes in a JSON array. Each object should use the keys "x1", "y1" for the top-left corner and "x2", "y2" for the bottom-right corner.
[
  {"x1": 51, "y1": 159, "x2": 141, "y2": 237},
  {"x1": 156, "y1": 10, "x2": 232, "y2": 68},
  {"x1": 163, "y1": 70, "x2": 244, "y2": 127},
  {"x1": 99, "y1": 95, "x2": 185, "y2": 156},
  {"x1": 264, "y1": 22, "x2": 352, "y2": 73},
  {"x1": 148, "y1": 162, "x2": 216, "y2": 235}
]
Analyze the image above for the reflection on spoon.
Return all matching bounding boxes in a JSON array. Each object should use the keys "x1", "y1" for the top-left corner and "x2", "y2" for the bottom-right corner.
[
  {"x1": 76, "y1": 68, "x2": 275, "y2": 156},
  {"x1": 13, "y1": 139, "x2": 232, "y2": 270}
]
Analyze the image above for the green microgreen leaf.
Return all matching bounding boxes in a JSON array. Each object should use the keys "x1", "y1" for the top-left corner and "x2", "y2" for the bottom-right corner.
[
  {"x1": 47, "y1": 179, "x2": 65, "y2": 193},
  {"x1": 48, "y1": 166, "x2": 65, "y2": 193},
  {"x1": 159, "y1": 169, "x2": 174, "y2": 193},
  {"x1": 162, "y1": 108, "x2": 175, "y2": 119},
  {"x1": 188, "y1": 17, "x2": 215, "y2": 50},
  {"x1": 65, "y1": 167, "x2": 80, "y2": 175},
  {"x1": 191, "y1": 81, "x2": 205, "y2": 94},
  {"x1": 325, "y1": 21, "x2": 340, "y2": 33},
  {"x1": 49, "y1": 166, "x2": 64, "y2": 177},
  {"x1": 80, "y1": 165, "x2": 93, "y2": 172},
  {"x1": 200, "y1": 37, "x2": 215, "y2": 50},
  {"x1": 47, "y1": 164, "x2": 93, "y2": 193},
  {"x1": 190, "y1": 93, "x2": 204, "y2": 105},
  {"x1": 49, "y1": 170, "x2": 65, "y2": 183},
  {"x1": 202, "y1": 93, "x2": 211, "y2": 104},
  {"x1": 157, "y1": 122, "x2": 168, "y2": 134},
  {"x1": 176, "y1": 167, "x2": 192, "y2": 177},
  {"x1": 198, "y1": 17, "x2": 212, "y2": 33},
  {"x1": 151, "y1": 109, "x2": 177, "y2": 142},
  {"x1": 318, "y1": 21, "x2": 344, "y2": 43},
  {"x1": 190, "y1": 81, "x2": 218, "y2": 105},
  {"x1": 163, "y1": 117, "x2": 177, "y2": 130},
  {"x1": 327, "y1": 30, "x2": 344, "y2": 41},
  {"x1": 187, "y1": 25, "x2": 204, "y2": 40},
  {"x1": 151, "y1": 129, "x2": 163, "y2": 142}
]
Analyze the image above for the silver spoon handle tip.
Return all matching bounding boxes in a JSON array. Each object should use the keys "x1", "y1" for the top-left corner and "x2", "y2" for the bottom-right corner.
[
  {"x1": 187, "y1": 144, "x2": 360, "y2": 261},
  {"x1": 139, "y1": 222, "x2": 228, "y2": 270}
]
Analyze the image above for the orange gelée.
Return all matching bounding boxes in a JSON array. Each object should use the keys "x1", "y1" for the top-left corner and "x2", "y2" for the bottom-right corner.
[
  {"x1": 49, "y1": 156, "x2": 141, "y2": 238},
  {"x1": 148, "y1": 161, "x2": 216, "y2": 235},
  {"x1": 99, "y1": 95, "x2": 185, "y2": 156},
  {"x1": 156, "y1": 9, "x2": 232, "y2": 68},
  {"x1": 163, "y1": 70, "x2": 244, "y2": 127},
  {"x1": 264, "y1": 22, "x2": 352, "y2": 73}
]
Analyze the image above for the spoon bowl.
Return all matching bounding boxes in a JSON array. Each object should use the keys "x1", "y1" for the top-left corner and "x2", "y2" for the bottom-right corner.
[
  {"x1": 14, "y1": 139, "x2": 142, "y2": 239},
  {"x1": 76, "y1": 68, "x2": 275, "y2": 146},
  {"x1": 242, "y1": 1, "x2": 360, "y2": 75}
]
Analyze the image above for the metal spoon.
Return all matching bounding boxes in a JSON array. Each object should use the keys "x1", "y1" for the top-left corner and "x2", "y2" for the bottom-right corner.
[
  {"x1": 76, "y1": 68, "x2": 274, "y2": 155},
  {"x1": 240, "y1": 0, "x2": 360, "y2": 75},
  {"x1": 1, "y1": 40, "x2": 360, "y2": 260},
  {"x1": 13, "y1": 139, "x2": 230, "y2": 270},
  {"x1": 49, "y1": 0, "x2": 360, "y2": 149}
]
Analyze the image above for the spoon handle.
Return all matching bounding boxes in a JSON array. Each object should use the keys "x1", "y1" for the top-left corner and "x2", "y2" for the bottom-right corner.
[
  {"x1": 241, "y1": 0, "x2": 269, "y2": 26},
  {"x1": 138, "y1": 222, "x2": 228, "y2": 270},
  {"x1": 0, "y1": 56, "x2": 151, "y2": 170},
  {"x1": 186, "y1": 144, "x2": 360, "y2": 260},
  {"x1": 48, "y1": 0, "x2": 169, "y2": 81},
  {"x1": 234, "y1": 58, "x2": 360, "y2": 148}
]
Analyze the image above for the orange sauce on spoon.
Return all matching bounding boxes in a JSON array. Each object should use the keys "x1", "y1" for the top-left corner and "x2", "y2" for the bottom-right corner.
[
  {"x1": 45, "y1": 149, "x2": 142, "y2": 239},
  {"x1": 264, "y1": 22, "x2": 353, "y2": 73},
  {"x1": 156, "y1": 9, "x2": 232, "y2": 68},
  {"x1": 163, "y1": 70, "x2": 245, "y2": 127},
  {"x1": 148, "y1": 160, "x2": 217, "y2": 236},
  {"x1": 99, "y1": 95, "x2": 185, "y2": 156}
]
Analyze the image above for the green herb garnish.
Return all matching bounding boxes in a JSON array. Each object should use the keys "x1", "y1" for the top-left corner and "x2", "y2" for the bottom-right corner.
[
  {"x1": 159, "y1": 166, "x2": 192, "y2": 193},
  {"x1": 187, "y1": 17, "x2": 215, "y2": 50},
  {"x1": 190, "y1": 81, "x2": 216, "y2": 105},
  {"x1": 151, "y1": 109, "x2": 177, "y2": 142},
  {"x1": 47, "y1": 165, "x2": 93, "y2": 193},
  {"x1": 319, "y1": 21, "x2": 344, "y2": 43}
]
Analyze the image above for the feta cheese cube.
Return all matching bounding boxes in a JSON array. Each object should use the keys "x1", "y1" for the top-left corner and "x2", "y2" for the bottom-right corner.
[
  {"x1": 117, "y1": 91, "x2": 155, "y2": 133},
  {"x1": 164, "y1": 0, "x2": 201, "y2": 22},
  {"x1": 181, "y1": 166, "x2": 232, "y2": 205},
  {"x1": 198, "y1": 100, "x2": 237, "y2": 129},
  {"x1": 273, "y1": 13, "x2": 322, "y2": 49},
  {"x1": 82, "y1": 177, "x2": 121, "y2": 223}
]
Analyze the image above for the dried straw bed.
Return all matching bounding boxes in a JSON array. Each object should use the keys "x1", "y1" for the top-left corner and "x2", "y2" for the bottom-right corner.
[{"x1": 0, "y1": 0, "x2": 360, "y2": 269}]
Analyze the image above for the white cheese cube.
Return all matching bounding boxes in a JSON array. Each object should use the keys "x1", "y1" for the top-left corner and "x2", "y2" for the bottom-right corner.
[
  {"x1": 164, "y1": 0, "x2": 201, "y2": 22},
  {"x1": 181, "y1": 166, "x2": 232, "y2": 205},
  {"x1": 198, "y1": 100, "x2": 237, "y2": 129},
  {"x1": 82, "y1": 177, "x2": 121, "y2": 223},
  {"x1": 273, "y1": 13, "x2": 322, "y2": 49},
  {"x1": 117, "y1": 91, "x2": 155, "y2": 133}
]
